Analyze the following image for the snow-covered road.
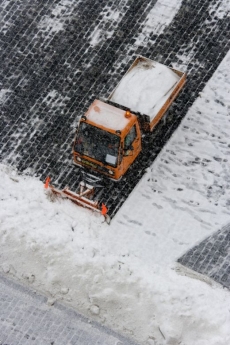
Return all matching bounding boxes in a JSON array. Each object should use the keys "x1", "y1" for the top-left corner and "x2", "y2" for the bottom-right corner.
[{"x1": 1, "y1": 49, "x2": 230, "y2": 345}]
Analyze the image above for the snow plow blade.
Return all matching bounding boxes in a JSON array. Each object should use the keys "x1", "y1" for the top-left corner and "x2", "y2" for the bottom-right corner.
[{"x1": 44, "y1": 177, "x2": 110, "y2": 224}]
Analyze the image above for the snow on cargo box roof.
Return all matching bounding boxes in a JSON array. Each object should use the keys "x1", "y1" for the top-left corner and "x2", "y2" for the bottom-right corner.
[
  {"x1": 109, "y1": 57, "x2": 181, "y2": 120},
  {"x1": 85, "y1": 99, "x2": 131, "y2": 131}
]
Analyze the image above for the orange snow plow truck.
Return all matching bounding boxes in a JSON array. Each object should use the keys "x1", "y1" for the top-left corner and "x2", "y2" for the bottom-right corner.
[
  {"x1": 73, "y1": 56, "x2": 186, "y2": 180},
  {"x1": 46, "y1": 56, "x2": 186, "y2": 220}
]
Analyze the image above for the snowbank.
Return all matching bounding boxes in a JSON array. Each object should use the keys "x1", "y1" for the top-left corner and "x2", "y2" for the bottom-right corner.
[
  {"x1": 0, "y1": 162, "x2": 230, "y2": 345},
  {"x1": 0, "y1": 161, "x2": 230, "y2": 345}
]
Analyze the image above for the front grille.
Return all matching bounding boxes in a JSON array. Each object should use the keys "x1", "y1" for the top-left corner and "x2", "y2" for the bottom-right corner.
[{"x1": 81, "y1": 158, "x2": 110, "y2": 174}]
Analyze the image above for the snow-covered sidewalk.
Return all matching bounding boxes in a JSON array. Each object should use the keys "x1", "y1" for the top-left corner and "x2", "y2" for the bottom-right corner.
[
  {"x1": 0, "y1": 273, "x2": 138, "y2": 345},
  {"x1": 1, "y1": 51, "x2": 230, "y2": 345}
]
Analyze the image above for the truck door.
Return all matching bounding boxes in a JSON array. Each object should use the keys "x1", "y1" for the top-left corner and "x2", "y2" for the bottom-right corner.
[{"x1": 122, "y1": 123, "x2": 141, "y2": 174}]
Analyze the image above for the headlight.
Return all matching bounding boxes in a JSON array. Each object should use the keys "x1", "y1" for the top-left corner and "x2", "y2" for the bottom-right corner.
[
  {"x1": 108, "y1": 170, "x2": 114, "y2": 175},
  {"x1": 77, "y1": 156, "x2": 82, "y2": 162}
]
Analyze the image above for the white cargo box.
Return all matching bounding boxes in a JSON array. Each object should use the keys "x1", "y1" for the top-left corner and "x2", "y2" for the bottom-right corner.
[{"x1": 108, "y1": 56, "x2": 186, "y2": 131}]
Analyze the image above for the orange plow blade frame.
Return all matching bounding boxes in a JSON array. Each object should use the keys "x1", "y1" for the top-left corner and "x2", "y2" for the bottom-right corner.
[{"x1": 44, "y1": 177, "x2": 110, "y2": 223}]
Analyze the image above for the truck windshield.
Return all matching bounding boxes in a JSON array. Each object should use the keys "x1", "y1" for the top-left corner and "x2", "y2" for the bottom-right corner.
[{"x1": 74, "y1": 122, "x2": 120, "y2": 167}]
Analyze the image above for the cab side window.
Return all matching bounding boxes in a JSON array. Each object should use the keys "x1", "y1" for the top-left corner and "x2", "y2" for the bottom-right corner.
[{"x1": 124, "y1": 125, "x2": 137, "y2": 149}]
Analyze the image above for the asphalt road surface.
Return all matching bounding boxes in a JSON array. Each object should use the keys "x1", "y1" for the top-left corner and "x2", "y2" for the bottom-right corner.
[{"x1": 0, "y1": 273, "x2": 138, "y2": 345}]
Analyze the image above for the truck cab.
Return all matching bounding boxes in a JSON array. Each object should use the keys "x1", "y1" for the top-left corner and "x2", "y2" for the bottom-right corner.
[
  {"x1": 73, "y1": 57, "x2": 186, "y2": 181},
  {"x1": 73, "y1": 99, "x2": 142, "y2": 180}
]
